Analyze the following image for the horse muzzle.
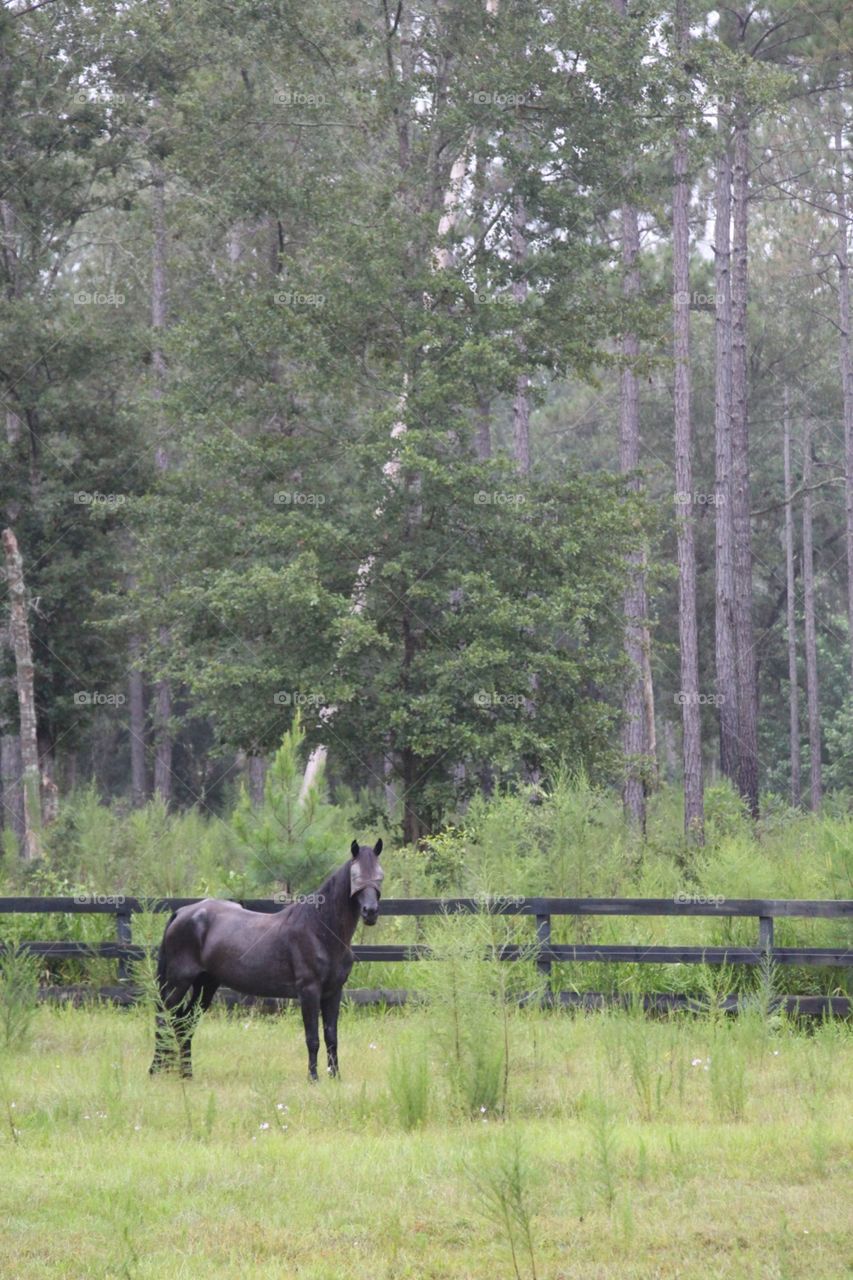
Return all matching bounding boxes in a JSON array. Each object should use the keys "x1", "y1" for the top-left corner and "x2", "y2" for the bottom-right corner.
[{"x1": 361, "y1": 905, "x2": 379, "y2": 926}]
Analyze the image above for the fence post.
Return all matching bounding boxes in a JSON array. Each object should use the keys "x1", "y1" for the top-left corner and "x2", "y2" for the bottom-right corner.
[
  {"x1": 116, "y1": 904, "x2": 133, "y2": 983},
  {"x1": 758, "y1": 915, "x2": 774, "y2": 951},
  {"x1": 536, "y1": 912, "x2": 552, "y2": 1003}
]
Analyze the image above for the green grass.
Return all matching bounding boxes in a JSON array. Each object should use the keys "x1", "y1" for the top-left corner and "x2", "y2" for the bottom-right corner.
[{"x1": 0, "y1": 1003, "x2": 850, "y2": 1279}]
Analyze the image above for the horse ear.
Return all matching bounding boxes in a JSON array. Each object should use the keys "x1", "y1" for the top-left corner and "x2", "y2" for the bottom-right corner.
[
  {"x1": 351, "y1": 840, "x2": 360, "y2": 858},
  {"x1": 373, "y1": 838, "x2": 383, "y2": 856}
]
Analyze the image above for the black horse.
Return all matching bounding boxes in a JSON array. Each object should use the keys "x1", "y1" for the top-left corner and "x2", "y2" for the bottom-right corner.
[{"x1": 149, "y1": 839, "x2": 383, "y2": 1081}]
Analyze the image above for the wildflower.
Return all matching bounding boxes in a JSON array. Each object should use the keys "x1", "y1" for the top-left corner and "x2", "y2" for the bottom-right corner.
[
  {"x1": 691, "y1": 1058, "x2": 703, "y2": 1067},
  {"x1": 259, "y1": 1122, "x2": 270, "y2": 1130},
  {"x1": 369, "y1": 1043, "x2": 378, "y2": 1050}
]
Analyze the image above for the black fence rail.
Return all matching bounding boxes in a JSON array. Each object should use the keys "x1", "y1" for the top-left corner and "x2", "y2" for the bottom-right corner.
[{"x1": 1, "y1": 895, "x2": 850, "y2": 1014}]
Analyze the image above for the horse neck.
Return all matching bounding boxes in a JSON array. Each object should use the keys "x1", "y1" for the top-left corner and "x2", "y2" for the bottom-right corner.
[{"x1": 315, "y1": 863, "x2": 359, "y2": 949}]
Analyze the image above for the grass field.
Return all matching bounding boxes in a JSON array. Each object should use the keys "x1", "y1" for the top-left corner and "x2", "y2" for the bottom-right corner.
[{"x1": 1, "y1": 1000, "x2": 850, "y2": 1280}]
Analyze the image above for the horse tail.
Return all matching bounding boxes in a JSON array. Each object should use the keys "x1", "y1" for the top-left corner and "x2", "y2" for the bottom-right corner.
[{"x1": 156, "y1": 910, "x2": 179, "y2": 988}]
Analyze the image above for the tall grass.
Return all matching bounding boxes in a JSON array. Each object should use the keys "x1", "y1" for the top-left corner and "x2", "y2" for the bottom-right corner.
[
  {"x1": 387, "y1": 1025, "x2": 430, "y2": 1129},
  {"x1": 417, "y1": 911, "x2": 508, "y2": 1116},
  {"x1": 0, "y1": 946, "x2": 40, "y2": 1049},
  {"x1": 465, "y1": 1130, "x2": 541, "y2": 1280}
]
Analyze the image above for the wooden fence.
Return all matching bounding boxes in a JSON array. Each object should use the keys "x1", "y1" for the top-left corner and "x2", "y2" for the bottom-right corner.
[{"x1": 1, "y1": 895, "x2": 850, "y2": 1015}]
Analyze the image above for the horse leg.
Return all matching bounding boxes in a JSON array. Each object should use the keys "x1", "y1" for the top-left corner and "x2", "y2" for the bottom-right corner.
[
  {"x1": 300, "y1": 985, "x2": 321, "y2": 1082},
  {"x1": 176, "y1": 976, "x2": 220, "y2": 1079},
  {"x1": 150, "y1": 977, "x2": 194, "y2": 1076},
  {"x1": 321, "y1": 987, "x2": 343, "y2": 1079}
]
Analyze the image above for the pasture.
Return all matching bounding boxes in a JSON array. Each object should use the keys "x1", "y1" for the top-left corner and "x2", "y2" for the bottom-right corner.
[{"x1": 1, "y1": 1000, "x2": 850, "y2": 1279}]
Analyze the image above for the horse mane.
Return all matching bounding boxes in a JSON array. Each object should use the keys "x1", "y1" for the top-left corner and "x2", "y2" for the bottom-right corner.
[{"x1": 314, "y1": 858, "x2": 353, "y2": 915}]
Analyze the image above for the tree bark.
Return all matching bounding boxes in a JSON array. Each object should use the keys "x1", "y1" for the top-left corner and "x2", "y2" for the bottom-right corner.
[
  {"x1": 672, "y1": 0, "x2": 703, "y2": 841},
  {"x1": 801, "y1": 420, "x2": 822, "y2": 811},
  {"x1": 37, "y1": 729, "x2": 58, "y2": 825},
  {"x1": 126, "y1": 571, "x2": 147, "y2": 808},
  {"x1": 247, "y1": 754, "x2": 267, "y2": 809},
  {"x1": 150, "y1": 157, "x2": 173, "y2": 804},
  {"x1": 642, "y1": 636, "x2": 657, "y2": 783},
  {"x1": 730, "y1": 108, "x2": 759, "y2": 816},
  {"x1": 2, "y1": 528, "x2": 41, "y2": 858},
  {"x1": 713, "y1": 131, "x2": 739, "y2": 785},
  {"x1": 618, "y1": 195, "x2": 647, "y2": 832},
  {"x1": 511, "y1": 194, "x2": 531, "y2": 477},
  {"x1": 834, "y1": 110, "x2": 853, "y2": 691},
  {"x1": 783, "y1": 392, "x2": 800, "y2": 808},
  {"x1": 0, "y1": 733, "x2": 24, "y2": 848}
]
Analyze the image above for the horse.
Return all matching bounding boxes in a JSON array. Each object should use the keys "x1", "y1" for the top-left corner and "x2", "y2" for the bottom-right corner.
[{"x1": 149, "y1": 839, "x2": 383, "y2": 1081}]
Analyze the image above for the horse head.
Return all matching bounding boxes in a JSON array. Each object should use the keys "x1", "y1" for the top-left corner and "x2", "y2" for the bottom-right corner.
[{"x1": 350, "y1": 838, "x2": 383, "y2": 925}]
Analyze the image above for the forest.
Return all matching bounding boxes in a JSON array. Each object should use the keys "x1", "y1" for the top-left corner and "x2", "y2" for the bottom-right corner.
[
  {"x1": 2, "y1": 7, "x2": 853, "y2": 1279},
  {"x1": 0, "y1": 0, "x2": 852, "y2": 863}
]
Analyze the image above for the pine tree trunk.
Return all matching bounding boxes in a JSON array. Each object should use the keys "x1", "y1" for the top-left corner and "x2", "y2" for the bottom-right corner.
[
  {"x1": 834, "y1": 112, "x2": 853, "y2": 690},
  {"x1": 472, "y1": 152, "x2": 493, "y2": 462},
  {"x1": 37, "y1": 730, "x2": 58, "y2": 825},
  {"x1": 783, "y1": 393, "x2": 801, "y2": 808},
  {"x1": 126, "y1": 570, "x2": 147, "y2": 808},
  {"x1": 618, "y1": 196, "x2": 647, "y2": 831},
  {"x1": 801, "y1": 421, "x2": 822, "y2": 811},
  {"x1": 150, "y1": 157, "x2": 173, "y2": 804},
  {"x1": 2, "y1": 528, "x2": 41, "y2": 858},
  {"x1": 511, "y1": 194, "x2": 531, "y2": 477},
  {"x1": 247, "y1": 755, "x2": 267, "y2": 809},
  {"x1": 0, "y1": 734, "x2": 24, "y2": 848},
  {"x1": 730, "y1": 109, "x2": 759, "y2": 816},
  {"x1": 713, "y1": 132, "x2": 739, "y2": 784},
  {"x1": 642, "y1": 636, "x2": 657, "y2": 783},
  {"x1": 672, "y1": 0, "x2": 703, "y2": 841}
]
